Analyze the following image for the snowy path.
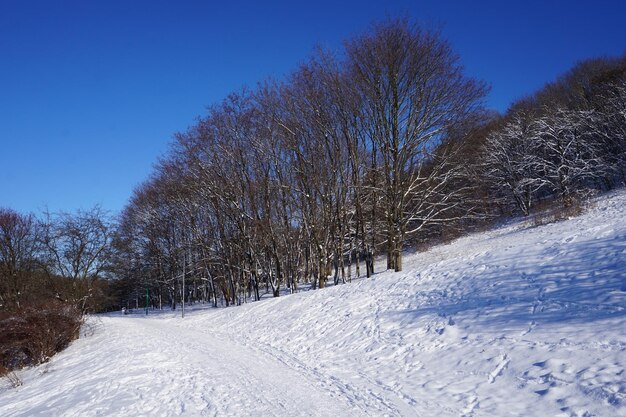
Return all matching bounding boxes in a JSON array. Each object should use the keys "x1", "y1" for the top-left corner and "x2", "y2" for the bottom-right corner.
[
  {"x1": 0, "y1": 314, "x2": 374, "y2": 416},
  {"x1": 2, "y1": 190, "x2": 626, "y2": 416}
]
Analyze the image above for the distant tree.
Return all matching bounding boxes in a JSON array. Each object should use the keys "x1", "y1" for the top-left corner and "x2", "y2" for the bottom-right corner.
[
  {"x1": 597, "y1": 77, "x2": 626, "y2": 185},
  {"x1": 40, "y1": 207, "x2": 113, "y2": 312},
  {"x1": 532, "y1": 108, "x2": 605, "y2": 204},
  {"x1": 482, "y1": 111, "x2": 546, "y2": 215},
  {"x1": 480, "y1": 53, "x2": 626, "y2": 214},
  {"x1": 0, "y1": 209, "x2": 41, "y2": 309}
]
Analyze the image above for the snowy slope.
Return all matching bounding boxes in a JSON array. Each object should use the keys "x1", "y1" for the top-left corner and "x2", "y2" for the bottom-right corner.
[{"x1": 1, "y1": 191, "x2": 625, "y2": 417}]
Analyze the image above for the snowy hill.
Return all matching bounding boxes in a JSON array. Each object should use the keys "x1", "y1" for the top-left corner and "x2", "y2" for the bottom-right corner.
[{"x1": 1, "y1": 192, "x2": 626, "y2": 417}]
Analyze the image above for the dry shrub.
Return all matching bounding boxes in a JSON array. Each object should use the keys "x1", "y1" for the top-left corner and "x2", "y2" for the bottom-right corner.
[
  {"x1": 532, "y1": 198, "x2": 585, "y2": 227},
  {"x1": 0, "y1": 366, "x2": 22, "y2": 387},
  {"x1": 0, "y1": 301, "x2": 82, "y2": 377}
]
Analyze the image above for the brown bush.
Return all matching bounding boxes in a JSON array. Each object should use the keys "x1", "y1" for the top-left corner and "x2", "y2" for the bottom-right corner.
[
  {"x1": 0, "y1": 301, "x2": 82, "y2": 377},
  {"x1": 531, "y1": 198, "x2": 585, "y2": 227}
]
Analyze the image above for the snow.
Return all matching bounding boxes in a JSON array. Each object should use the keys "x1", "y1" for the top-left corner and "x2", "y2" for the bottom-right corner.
[{"x1": 2, "y1": 191, "x2": 626, "y2": 416}]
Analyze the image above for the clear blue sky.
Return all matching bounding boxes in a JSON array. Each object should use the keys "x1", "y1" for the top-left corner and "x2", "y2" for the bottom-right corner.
[{"x1": 1, "y1": 0, "x2": 625, "y2": 215}]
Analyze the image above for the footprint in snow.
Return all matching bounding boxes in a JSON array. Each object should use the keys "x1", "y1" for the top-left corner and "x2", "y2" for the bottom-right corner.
[
  {"x1": 488, "y1": 354, "x2": 509, "y2": 384},
  {"x1": 521, "y1": 320, "x2": 536, "y2": 336},
  {"x1": 461, "y1": 394, "x2": 479, "y2": 416}
]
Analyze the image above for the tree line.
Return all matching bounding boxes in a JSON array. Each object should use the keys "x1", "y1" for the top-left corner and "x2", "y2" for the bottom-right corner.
[
  {"x1": 112, "y1": 18, "x2": 487, "y2": 310},
  {"x1": 482, "y1": 56, "x2": 626, "y2": 215},
  {"x1": 2, "y1": 18, "x2": 625, "y2": 316},
  {"x1": 112, "y1": 19, "x2": 626, "y2": 310},
  {"x1": 0, "y1": 207, "x2": 113, "y2": 312}
]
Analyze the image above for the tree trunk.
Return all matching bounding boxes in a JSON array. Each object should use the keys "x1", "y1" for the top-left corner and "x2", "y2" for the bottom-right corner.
[
  {"x1": 394, "y1": 243, "x2": 402, "y2": 272},
  {"x1": 318, "y1": 257, "x2": 325, "y2": 289}
]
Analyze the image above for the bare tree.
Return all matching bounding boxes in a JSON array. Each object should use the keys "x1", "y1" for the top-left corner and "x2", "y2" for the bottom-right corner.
[
  {"x1": 598, "y1": 78, "x2": 626, "y2": 185},
  {"x1": 346, "y1": 18, "x2": 487, "y2": 271},
  {"x1": 40, "y1": 207, "x2": 113, "y2": 312},
  {"x1": 0, "y1": 209, "x2": 41, "y2": 309},
  {"x1": 482, "y1": 112, "x2": 547, "y2": 215},
  {"x1": 532, "y1": 108, "x2": 604, "y2": 204}
]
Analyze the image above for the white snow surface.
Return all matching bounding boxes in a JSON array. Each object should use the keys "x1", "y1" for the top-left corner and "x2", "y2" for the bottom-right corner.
[{"x1": 2, "y1": 192, "x2": 626, "y2": 417}]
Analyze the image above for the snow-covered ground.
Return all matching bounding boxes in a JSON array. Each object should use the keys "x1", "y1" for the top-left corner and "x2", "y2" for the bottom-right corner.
[{"x1": 2, "y1": 192, "x2": 626, "y2": 417}]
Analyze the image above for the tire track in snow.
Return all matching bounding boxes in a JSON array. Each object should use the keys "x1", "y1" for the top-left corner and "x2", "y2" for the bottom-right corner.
[
  {"x1": 131, "y1": 317, "x2": 363, "y2": 417},
  {"x1": 225, "y1": 331, "x2": 408, "y2": 416}
]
